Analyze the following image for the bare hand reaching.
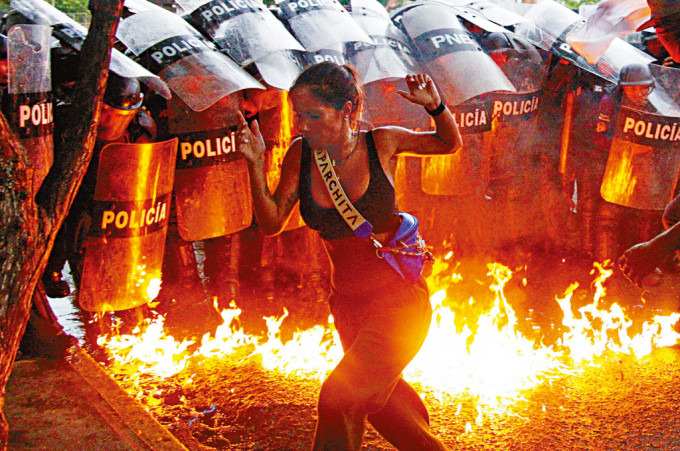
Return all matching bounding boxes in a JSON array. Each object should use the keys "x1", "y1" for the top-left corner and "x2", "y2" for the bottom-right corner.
[
  {"x1": 235, "y1": 112, "x2": 266, "y2": 165},
  {"x1": 397, "y1": 74, "x2": 442, "y2": 111}
]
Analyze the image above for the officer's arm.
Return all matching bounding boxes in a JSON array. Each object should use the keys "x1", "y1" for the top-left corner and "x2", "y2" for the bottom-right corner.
[{"x1": 618, "y1": 222, "x2": 680, "y2": 286}]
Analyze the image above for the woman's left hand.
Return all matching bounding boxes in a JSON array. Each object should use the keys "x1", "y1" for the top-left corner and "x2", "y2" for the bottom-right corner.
[{"x1": 397, "y1": 74, "x2": 441, "y2": 111}]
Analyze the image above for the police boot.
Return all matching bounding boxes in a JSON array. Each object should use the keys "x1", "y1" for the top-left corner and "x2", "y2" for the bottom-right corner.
[
  {"x1": 579, "y1": 195, "x2": 597, "y2": 258},
  {"x1": 259, "y1": 235, "x2": 277, "y2": 302},
  {"x1": 156, "y1": 237, "x2": 206, "y2": 313},
  {"x1": 203, "y1": 234, "x2": 240, "y2": 308},
  {"x1": 594, "y1": 202, "x2": 620, "y2": 264}
]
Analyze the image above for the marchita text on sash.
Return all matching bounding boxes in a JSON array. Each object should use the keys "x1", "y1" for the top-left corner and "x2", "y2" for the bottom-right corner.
[
  {"x1": 101, "y1": 199, "x2": 168, "y2": 230},
  {"x1": 493, "y1": 95, "x2": 540, "y2": 118},
  {"x1": 180, "y1": 131, "x2": 237, "y2": 160},
  {"x1": 18, "y1": 102, "x2": 53, "y2": 128},
  {"x1": 622, "y1": 116, "x2": 680, "y2": 142},
  {"x1": 315, "y1": 151, "x2": 361, "y2": 227},
  {"x1": 197, "y1": 0, "x2": 264, "y2": 21}
]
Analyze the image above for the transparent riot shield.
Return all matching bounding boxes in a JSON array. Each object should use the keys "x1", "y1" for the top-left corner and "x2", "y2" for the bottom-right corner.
[
  {"x1": 276, "y1": 0, "x2": 373, "y2": 52},
  {"x1": 363, "y1": 78, "x2": 431, "y2": 130},
  {"x1": 176, "y1": 0, "x2": 304, "y2": 64},
  {"x1": 79, "y1": 138, "x2": 178, "y2": 312},
  {"x1": 297, "y1": 43, "x2": 348, "y2": 68},
  {"x1": 6, "y1": 24, "x2": 53, "y2": 193},
  {"x1": 168, "y1": 94, "x2": 253, "y2": 241},
  {"x1": 117, "y1": 9, "x2": 264, "y2": 112},
  {"x1": 445, "y1": 0, "x2": 529, "y2": 28},
  {"x1": 390, "y1": 1, "x2": 514, "y2": 107},
  {"x1": 10, "y1": 0, "x2": 171, "y2": 99},
  {"x1": 484, "y1": 32, "x2": 547, "y2": 182},
  {"x1": 421, "y1": 95, "x2": 493, "y2": 196},
  {"x1": 513, "y1": 0, "x2": 654, "y2": 87},
  {"x1": 601, "y1": 105, "x2": 680, "y2": 210},
  {"x1": 251, "y1": 50, "x2": 305, "y2": 91},
  {"x1": 348, "y1": 0, "x2": 420, "y2": 85}
]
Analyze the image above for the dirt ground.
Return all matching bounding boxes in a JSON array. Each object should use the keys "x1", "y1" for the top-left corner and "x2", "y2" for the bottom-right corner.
[{"x1": 5, "y1": 347, "x2": 186, "y2": 450}]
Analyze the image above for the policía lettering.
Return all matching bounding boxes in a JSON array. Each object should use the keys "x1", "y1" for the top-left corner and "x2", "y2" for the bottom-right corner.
[
  {"x1": 622, "y1": 117, "x2": 680, "y2": 142},
  {"x1": 492, "y1": 95, "x2": 540, "y2": 118},
  {"x1": 352, "y1": 37, "x2": 412, "y2": 56},
  {"x1": 138, "y1": 35, "x2": 215, "y2": 73},
  {"x1": 198, "y1": 0, "x2": 264, "y2": 21},
  {"x1": 175, "y1": 128, "x2": 240, "y2": 169},
  {"x1": 279, "y1": 0, "x2": 341, "y2": 18},
  {"x1": 18, "y1": 102, "x2": 53, "y2": 128},
  {"x1": 101, "y1": 199, "x2": 167, "y2": 231},
  {"x1": 150, "y1": 37, "x2": 209, "y2": 65},
  {"x1": 455, "y1": 108, "x2": 488, "y2": 129},
  {"x1": 180, "y1": 132, "x2": 237, "y2": 160},
  {"x1": 90, "y1": 193, "x2": 171, "y2": 239},
  {"x1": 615, "y1": 106, "x2": 680, "y2": 148},
  {"x1": 7, "y1": 93, "x2": 54, "y2": 139},
  {"x1": 312, "y1": 52, "x2": 345, "y2": 65},
  {"x1": 189, "y1": 0, "x2": 264, "y2": 28}
]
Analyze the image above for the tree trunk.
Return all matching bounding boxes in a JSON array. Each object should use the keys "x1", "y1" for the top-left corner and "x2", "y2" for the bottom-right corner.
[{"x1": 0, "y1": 1, "x2": 123, "y2": 448}]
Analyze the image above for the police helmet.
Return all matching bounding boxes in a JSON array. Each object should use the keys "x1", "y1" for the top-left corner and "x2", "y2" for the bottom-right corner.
[
  {"x1": 482, "y1": 32, "x2": 511, "y2": 54},
  {"x1": 483, "y1": 32, "x2": 540, "y2": 62},
  {"x1": 618, "y1": 63, "x2": 654, "y2": 86},
  {"x1": 104, "y1": 74, "x2": 143, "y2": 110},
  {"x1": 98, "y1": 74, "x2": 143, "y2": 140},
  {"x1": 0, "y1": 10, "x2": 34, "y2": 36}
]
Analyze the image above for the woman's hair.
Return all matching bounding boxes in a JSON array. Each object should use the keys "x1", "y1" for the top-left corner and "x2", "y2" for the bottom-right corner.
[{"x1": 290, "y1": 61, "x2": 364, "y2": 125}]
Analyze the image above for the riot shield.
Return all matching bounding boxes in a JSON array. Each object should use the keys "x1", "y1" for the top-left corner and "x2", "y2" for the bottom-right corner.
[
  {"x1": 6, "y1": 24, "x2": 53, "y2": 192},
  {"x1": 444, "y1": 0, "x2": 529, "y2": 28},
  {"x1": 421, "y1": 95, "x2": 493, "y2": 195},
  {"x1": 78, "y1": 138, "x2": 177, "y2": 312},
  {"x1": 117, "y1": 9, "x2": 264, "y2": 112},
  {"x1": 513, "y1": 0, "x2": 654, "y2": 87},
  {"x1": 484, "y1": 32, "x2": 546, "y2": 181},
  {"x1": 176, "y1": 0, "x2": 304, "y2": 64},
  {"x1": 601, "y1": 105, "x2": 680, "y2": 210},
  {"x1": 251, "y1": 49, "x2": 305, "y2": 90},
  {"x1": 10, "y1": 0, "x2": 171, "y2": 99},
  {"x1": 297, "y1": 44, "x2": 348, "y2": 68},
  {"x1": 276, "y1": 0, "x2": 373, "y2": 52},
  {"x1": 363, "y1": 79, "x2": 431, "y2": 130},
  {"x1": 348, "y1": 0, "x2": 420, "y2": 84},
  {"x1": 168, "y1": 94, "x2": 253, "y2": 241},
  {"x1": 390, "y1": 1, "x2": 514, "y2": 107}
]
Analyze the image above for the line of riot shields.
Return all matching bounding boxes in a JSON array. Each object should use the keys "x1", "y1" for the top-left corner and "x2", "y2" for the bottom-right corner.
[{"x1": 4, "y1": 0, "x2": 680, "y2": 323}]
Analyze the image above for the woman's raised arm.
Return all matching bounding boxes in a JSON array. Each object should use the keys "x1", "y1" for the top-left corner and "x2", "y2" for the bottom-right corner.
[{"x1": 236, "y1": 114, "x2": 301, "y2": 236}]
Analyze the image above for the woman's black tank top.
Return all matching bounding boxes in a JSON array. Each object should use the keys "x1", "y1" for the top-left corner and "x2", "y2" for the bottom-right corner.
[{"x1": 299, "y1": 131, "x2": 400, "y2": 241}]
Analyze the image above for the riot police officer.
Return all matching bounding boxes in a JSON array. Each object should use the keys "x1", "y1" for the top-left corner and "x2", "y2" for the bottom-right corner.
[
  {"x1": 42, "y1": 74, "x2": 152, "y2": 301},
  {"x1": 589, "y1": 63, "x2": 664, "y2": 264}
]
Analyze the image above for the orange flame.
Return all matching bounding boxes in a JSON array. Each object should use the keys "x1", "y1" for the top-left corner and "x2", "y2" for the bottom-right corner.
[{"x1": 98, "y1": 258, "x2": 680, "y2": 430}]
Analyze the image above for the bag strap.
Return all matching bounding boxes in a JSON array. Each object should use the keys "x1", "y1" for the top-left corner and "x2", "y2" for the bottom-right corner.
[{"x1": 312, "y1": 147, "x2": 376, "y2": 240}]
